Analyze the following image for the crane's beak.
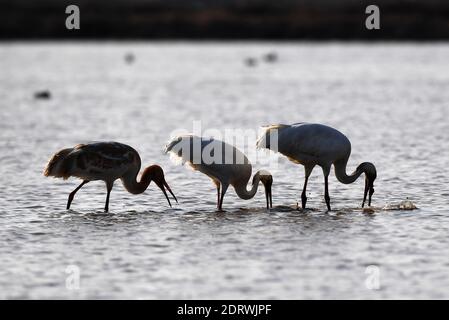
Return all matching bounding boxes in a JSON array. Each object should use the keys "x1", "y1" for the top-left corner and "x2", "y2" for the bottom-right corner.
[
  {"x1": 263, "y1": 178, "x2": 273, "y2": 209},
  {"x1": 156, "y1": 180, "x2": 178, "y2": 207},
  {"x1": 368, "y1": 184, "x2": 375, "y2": 207},
  {"x1": 362, "y1": 178, "x2": 375, "y2": 208}
]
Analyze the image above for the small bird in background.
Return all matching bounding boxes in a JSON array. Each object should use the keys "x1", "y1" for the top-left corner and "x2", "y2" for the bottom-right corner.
[
  {"x1": 44, "y1": 142, "x2": 177, "y2": 212},
  {"x1": 34, "y1": 90, "x2": 51, "y2": 100},
  {"x1": 257, "y1": 123, "x2": 377, "y2": 210},
  {"x1": 124, "y1": 52, "x2": 135, "y2": 64},
  {"x1": 244, "y1": 57, "x2": 257, "y2": 67},
  {"x1": 165, "y1": 135, "x2": 273, "y2": 210},
  {"x1": 262, "y1": 51, "x2": 278, "y2": 63}
]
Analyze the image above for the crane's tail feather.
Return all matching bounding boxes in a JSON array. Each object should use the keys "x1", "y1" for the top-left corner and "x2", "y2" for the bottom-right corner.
[
  {"x1": 43, "y1": 148, "x2": 74, "y2": 179},
  {"x1": 164, "y1": 135, "x2": 192, "y2": 166},
  {"x1": 256, "y1": 124, "x2": 289, "y2": 151},
  {"x1": 165, "y1": 135, "x2": 216, "y2": 170},
  {"x1": 164, "y1": 136, "x2": 183, "y2": 154}
]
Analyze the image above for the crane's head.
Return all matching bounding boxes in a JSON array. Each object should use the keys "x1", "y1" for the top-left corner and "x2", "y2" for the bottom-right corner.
[
  {"x1": 142, "y1": 165, "x2": 178, "y2": 207},
  {"x1": 357, "y1": 162, "x2": 377, "y2": 208},
  {"x1": 255, "y1": 170, "x2": 273, "y2": 209}
]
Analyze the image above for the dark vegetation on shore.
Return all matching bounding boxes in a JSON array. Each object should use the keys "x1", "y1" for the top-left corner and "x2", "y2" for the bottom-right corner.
[{"x1": 1, "y1": 0, "x2": 448, "y2": 40}]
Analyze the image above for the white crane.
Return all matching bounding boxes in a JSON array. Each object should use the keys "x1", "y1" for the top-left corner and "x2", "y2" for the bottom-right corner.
[
  {"x1": 257, "y1": 123, "x2": 377, "y2": 210},
  {"x1": 44, "y1": 142, "x2": 177, "y2": 212},
  {"x1": 165, "y1": 135, "x2": 273, "y2": 210}
]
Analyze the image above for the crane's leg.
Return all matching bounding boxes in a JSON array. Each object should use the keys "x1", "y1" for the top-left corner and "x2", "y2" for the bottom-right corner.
[
  {"x1": 67, "y1": 180, "x2": 89, "y2": 210},
  {"x1": 324, "y1": 176, "x2": 331, "y2": 211},
  {"x1": 214, "y1": 180, "x2": 221, "y2": 209},
  {"x1": 301, "y1": 165, "x2": 314, "y2": 209},
  {"x1": 322, "y1": 166, "x2": 331, "y2": 211},
  {"x1": 104, "y1": 181, "x2": 114, "y2": 213},
  {"x1": 217, "y1": 185, "x2": 221, "y2": 209},
  {"x1": 218, "y1": 183, "x2": 229, "y2": 211}
]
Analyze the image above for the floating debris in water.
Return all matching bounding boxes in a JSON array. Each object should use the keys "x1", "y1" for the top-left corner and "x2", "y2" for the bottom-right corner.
[
  {"x1": 124, "y1": 52, "x2": 135, "y2": 64},
  {"x1": 244, "y1": 57, "x2": 257, "y2": 67},
  {"x1": 263, "y1": 51, "x2": 278, "y2": 63},
  {"x1": 34, "y1": 90, "x2": 51, "y2": 100},
  {"x1": 383, "y1": 200, "x2": 418, "y2": 211}
]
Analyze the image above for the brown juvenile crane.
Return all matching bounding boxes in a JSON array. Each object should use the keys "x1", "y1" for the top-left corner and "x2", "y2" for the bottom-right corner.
[{"x1": 44, "y1": 142, "x2": 177, "y2": 212}]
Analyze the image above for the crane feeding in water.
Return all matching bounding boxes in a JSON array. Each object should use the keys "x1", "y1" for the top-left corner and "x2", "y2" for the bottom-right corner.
[
  {"x1": 44, "y1": 142, "x2": 177, "y2": 212},
  {"x1": 165, "y1": 135, "x2": 273, "y2": 210},
  {"x1": 257, "y1": 123, "x2": 377, "y2": 210}
]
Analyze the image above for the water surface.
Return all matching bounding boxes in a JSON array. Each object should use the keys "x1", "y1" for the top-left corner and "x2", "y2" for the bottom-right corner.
[{"x1": 0, "y1": 42, "x2": 448, "y2": 299}]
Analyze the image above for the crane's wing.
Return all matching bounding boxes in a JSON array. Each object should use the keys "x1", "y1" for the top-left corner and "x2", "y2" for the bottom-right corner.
[
  {"x1": 257, "y1": 123, "x2": 350, "y2": 164},
  {"x1": 165, "y1": 135, "x2": 252, "y2": 183},
  {"x1": 68, "y1": 142, "x2": 139, "y2": 178},
  {"x1": 165, "y1": 135, "x2": 249, "y2": 166}
]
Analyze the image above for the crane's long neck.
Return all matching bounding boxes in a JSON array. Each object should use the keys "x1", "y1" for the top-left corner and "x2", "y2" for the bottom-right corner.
[
  {"x1": 234, "y1": 174, "x2": 261, "y2": 200},
  {"x1": 334, "y1": 157, "x2": 364, "y2": 184},
  {"x1": 121, "y1": 167, "x2": 151, "y2": 194}
]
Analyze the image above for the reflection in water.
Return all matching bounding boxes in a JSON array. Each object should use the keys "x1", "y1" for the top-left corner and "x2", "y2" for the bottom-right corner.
[{"x1": 0, "y1": 43, "x2": 448, "y2": 299}]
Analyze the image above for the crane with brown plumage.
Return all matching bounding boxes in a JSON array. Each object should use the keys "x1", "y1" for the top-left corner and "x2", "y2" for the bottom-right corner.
[{"x1": 44, "y1": 142, "x2": 177, "y2": 212}]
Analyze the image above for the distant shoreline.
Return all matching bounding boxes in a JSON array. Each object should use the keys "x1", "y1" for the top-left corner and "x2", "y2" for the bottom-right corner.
[
  {"x1": 1, "y1": 1, "x2": 449, "y2": 40},
  {"x1": 1, "y1": 39, "x2": 449, "y2": 44}
]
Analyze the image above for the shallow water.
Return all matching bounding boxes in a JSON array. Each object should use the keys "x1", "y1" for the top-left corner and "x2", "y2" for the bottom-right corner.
[{"x1": 0, "y1": 42, "x2": 449, "y2": 299}]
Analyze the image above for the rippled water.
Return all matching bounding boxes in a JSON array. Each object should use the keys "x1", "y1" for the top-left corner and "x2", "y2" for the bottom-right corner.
[{"x1": 1, "y1": 42, "x2": 449, "y2": 299}]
